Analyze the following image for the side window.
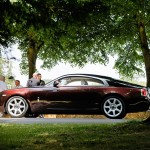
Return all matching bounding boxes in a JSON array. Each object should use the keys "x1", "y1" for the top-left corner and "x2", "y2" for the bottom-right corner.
[
  {"x1": 87, "y1": 80, "x2": 104, "y2": 86},
  {"x1": 60, "y1": 77, "x2": 104, "y2": 86},
  {"x1": 60, "y1": 77, "x2": 85, "y2": 86},
  {"x1": 67, "y1": 81, "x2": 81, "y2": 86},
  {"x1": 60, "y1": 79, "x2": 68, "y2": 85}
]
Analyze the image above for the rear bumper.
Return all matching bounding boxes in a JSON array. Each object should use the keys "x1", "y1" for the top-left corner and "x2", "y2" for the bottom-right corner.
[{"x1": 128, "y1": 100, "x2": 150, "y2": 112}]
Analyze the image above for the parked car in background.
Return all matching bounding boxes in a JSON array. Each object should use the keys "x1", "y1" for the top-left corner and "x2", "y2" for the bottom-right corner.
[{"x1": 0, "y1": 74, "x2": 150, "y2": 119}]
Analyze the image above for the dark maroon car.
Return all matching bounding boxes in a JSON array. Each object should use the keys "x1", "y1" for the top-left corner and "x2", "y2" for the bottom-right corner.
[{"x1": 0, "y1": 74, "x2": 150, "y2": 119}]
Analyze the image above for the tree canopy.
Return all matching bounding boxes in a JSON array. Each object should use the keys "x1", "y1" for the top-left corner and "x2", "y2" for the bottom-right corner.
[
  {"x1": 17, "y1": 0, "x2": 112, "y2": 77},
  {"x1": 1, "y1": 0, "x2": 150, "y2": 86}
]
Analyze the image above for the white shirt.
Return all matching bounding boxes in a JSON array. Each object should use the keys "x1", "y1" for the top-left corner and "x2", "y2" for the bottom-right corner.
[{"x1": 0, "y1": 81, "x2": 7, "y2": 92}]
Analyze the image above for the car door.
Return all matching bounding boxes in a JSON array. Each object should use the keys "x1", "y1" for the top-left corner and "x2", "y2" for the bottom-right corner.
[
  {"x1": 27, "y1": 87, "x2": 58, "y2": 113},
  {"x1": 44, "y1": 76, "x2": 102, "y2": 113}
]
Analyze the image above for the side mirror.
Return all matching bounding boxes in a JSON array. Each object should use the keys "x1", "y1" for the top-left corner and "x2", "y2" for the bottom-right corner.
[{"x1": 53, "y1": 81, "x2": 60, "y2": 88}]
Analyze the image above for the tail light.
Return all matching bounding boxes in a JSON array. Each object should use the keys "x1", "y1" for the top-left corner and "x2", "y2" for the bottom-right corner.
[{"x1": 141, "y1": 88, "x2": 148, "y2": 96}]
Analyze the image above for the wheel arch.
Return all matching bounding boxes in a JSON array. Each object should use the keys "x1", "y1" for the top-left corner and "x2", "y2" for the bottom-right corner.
[{"x1": 102, "y1": 93, "x2": 126, "y2": 105}]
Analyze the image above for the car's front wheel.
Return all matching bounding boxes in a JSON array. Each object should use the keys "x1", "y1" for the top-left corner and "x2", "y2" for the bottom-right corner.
[
  {"x1": 5, "y1": 96, "x2": 28, "y2": 118},
  {"x1": 101, "y1": 96, "x2": 126, "y2": 119}
]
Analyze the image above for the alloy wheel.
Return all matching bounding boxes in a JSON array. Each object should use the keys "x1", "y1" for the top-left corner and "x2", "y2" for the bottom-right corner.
[{"x1": 6, "y1": 96, "x2": 28, "y2": 118}]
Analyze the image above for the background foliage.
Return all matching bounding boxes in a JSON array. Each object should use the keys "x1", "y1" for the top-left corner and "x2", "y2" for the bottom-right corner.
[{"x1": 0, "y1": 0, "x2": 150, "y2": 85}]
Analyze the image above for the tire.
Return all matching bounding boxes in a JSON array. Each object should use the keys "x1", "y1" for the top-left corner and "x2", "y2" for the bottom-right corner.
[
  {"x1": 101, "y1": 96, "x2": 126, "y2": 119},
  {"x1": 5, "y1": 96, "x2": 28, "y2": 118}
]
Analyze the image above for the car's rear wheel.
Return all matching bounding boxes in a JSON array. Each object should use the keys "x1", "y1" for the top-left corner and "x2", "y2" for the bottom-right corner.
[
  {"x1": 101, "y1": 96, "x2": 126, "y2": 119},
  {"x1": 5, "y1": 96, "x2": 28, "y2": 118}
]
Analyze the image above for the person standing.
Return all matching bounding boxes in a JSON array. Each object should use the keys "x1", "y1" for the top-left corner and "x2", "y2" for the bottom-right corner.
[
  {"x1": 14, "y1": 80, "x2": 23, "y2": 88},
  {"x1": 26, "y1": 73, "x2": 39, "y2": 87},
  {"x1": 37, "y1": 73, "x2": 45, "y2": 86},
  {"x1": 0, "y1": 75, "x2": 7, "y2": 92}
]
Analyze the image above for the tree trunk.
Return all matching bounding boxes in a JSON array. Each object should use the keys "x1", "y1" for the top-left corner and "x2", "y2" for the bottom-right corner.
[
  {"x1": 27, "y1": 32, "x2": 44, "y2": 79},
  {"x1": 138, "y1": 21, "x2": 150, "y2": 87},
  {"x1": 138, "y1": 16, "x2": 150, "y2": 123},
  {"x1": 27, "y1": 38, "x2": 38, "y2": 79}
]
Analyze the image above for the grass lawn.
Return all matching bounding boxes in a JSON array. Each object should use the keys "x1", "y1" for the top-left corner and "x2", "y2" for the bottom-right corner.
[{"x1": 0, "y1": 121, "x2": 150, "y2": 150}]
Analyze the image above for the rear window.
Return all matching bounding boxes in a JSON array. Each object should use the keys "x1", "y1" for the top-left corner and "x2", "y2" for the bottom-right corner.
[{"x1": 106, "y1": 80, "x2": 126, "y2": 87}]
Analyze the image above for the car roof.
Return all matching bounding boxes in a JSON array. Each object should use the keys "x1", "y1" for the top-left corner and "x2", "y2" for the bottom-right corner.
[{"x1": 59, "y1": 73, "x2": 114, "y2": 80}]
